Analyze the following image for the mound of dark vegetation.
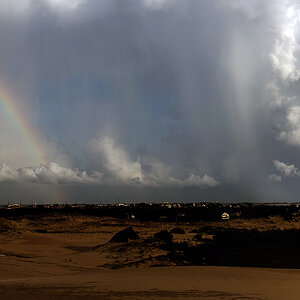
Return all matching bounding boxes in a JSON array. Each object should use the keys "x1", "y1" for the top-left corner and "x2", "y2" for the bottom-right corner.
[
  {"x1": 154, "y1": 230, "x2": 173, "y2": 244},
  {"x1": 170, "y1": 227, "x2": 185, "y2": 234},
  {"x1": 209, "y1": 228, "x2": 300, "y2": 268},
  {"x1": 194, "y1": 233, "x2": 212, "y2": 242},
  {"x1": 109, "y1": 227, "x2": 140, "y2": 243},
  {"x1": 164, "y1": 228, "x2": 300, "y2": 268}
]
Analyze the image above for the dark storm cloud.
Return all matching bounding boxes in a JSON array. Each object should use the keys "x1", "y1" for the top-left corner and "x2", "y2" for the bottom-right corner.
[{"x1": 0, "y1": 0, "x2": 300, "y2": 202}]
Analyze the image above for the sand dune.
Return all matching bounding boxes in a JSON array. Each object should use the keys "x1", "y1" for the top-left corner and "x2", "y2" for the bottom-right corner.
[
  {"x1": 0, "y1": 213, "x2": 299, "y2": 299},
  {"x1": 0, "y1": 266, "x2": 299, "y2": 299}
]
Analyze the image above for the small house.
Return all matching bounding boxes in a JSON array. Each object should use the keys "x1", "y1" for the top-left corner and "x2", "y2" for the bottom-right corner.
[{"x1": 222, "y1": 212, "x2": 230, "y2": 220}]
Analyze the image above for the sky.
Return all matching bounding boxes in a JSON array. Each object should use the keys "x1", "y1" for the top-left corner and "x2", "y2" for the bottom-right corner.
[{"x1": 1, "y1": 0, "x2": 300, "y2": 203}]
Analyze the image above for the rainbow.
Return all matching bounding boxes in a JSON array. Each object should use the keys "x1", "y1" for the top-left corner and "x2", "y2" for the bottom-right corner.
[
  {"x1": 0, "y1": 80, "x2": 69, "y2": 203},
  {"x1": 0, "y1": 80, "x2": 47, "y2": 165}
]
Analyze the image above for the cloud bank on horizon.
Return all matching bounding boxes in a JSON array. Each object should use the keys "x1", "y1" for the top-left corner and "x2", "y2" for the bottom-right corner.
[
  {"x1": 1, "y1": 0, "x2": 300, "y2": 202},
  {"x1": 0, "y1": 136, "x2": 219, "y2": 188}
]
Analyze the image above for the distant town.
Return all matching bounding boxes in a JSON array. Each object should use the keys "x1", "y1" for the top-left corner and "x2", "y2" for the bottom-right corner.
[{"x1": 1, "y1": 202, "x2": 299, "y2": 222}]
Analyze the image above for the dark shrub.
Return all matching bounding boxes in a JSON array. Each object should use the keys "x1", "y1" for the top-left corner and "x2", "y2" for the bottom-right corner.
[
  {"x1": 109, "y1": 227, "x2": 140, "y2": 243},
  {"x1": 170, "y1": 227, "x2": 185, "y2": 234},
  {"x1": 154, "y1": 230, "x2": 173, "y2": 244}
]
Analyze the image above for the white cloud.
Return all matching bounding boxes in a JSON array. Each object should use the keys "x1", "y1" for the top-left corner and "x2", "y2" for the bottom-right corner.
[
  {"x1": 271, "y1": 159, "x2": 300, "y2": 182},
  {"x1": 279, "y1": 106, "x2": 300, "y2": 146},
  {"x1": 140, "y1": 156, "x2": 219, "y2": 187},
  {"x1": 286, "y1": 105, "x2": 300, "y2": 125},
  {"x1": 0, "y1": 164, "x2": 17, "y2": 182},
  {"x1": 266, "y1": 81, "x2": 296, "y2": 108},
  {"x1": 270, "y1": 4, "x2": 300, "y2": 82},
  {"x1": 268, "y1": 2, "x2": 300, "y2": 150},
  {"x1": 180, "y1": 174, "x2": 219, "y2": 188},
  {"x1": 269, "y1": 174, "x2": 282, "y2": 182},
  {"x1": 0, "y1": 136, "x2": 219, "y2": 188},
  {"x1": 17, "y1": 166, "x2": 40, "y2": 183},
  {"x1": 0, "y1": 162, "x2": 102, "y2": 185},
  {"x1": 91, "y1": 137, "x2": 219, "y2": 188},
  {"x1": 141, "y1": 156, "x2": 172, "y2": 185},
  {"x1": 266, "y1": 81, "x2": 284, "y2": 107},
  {"x1": 273, "y1": 159, "x2": 298, "y2": 177},
  {"x1": 91, "y1": 137, "x2": 144, "y2": 184}
]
